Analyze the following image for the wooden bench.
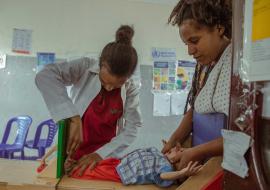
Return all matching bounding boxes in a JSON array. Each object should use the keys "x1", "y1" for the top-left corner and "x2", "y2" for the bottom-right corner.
[{"x1": 0, "y1": 156, "x2": 222, "y2": 190}]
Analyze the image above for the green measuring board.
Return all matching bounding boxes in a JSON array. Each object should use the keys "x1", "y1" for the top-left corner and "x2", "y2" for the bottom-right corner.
[{"x1": 56, "y1": 119, "x2": 68, "y2": 178}]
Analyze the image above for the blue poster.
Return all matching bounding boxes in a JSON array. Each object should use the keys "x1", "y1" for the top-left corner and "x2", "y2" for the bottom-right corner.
[
  {"x1": 37, "y1": 52, "x2": 55, "y2": 72},
  {"x1": 176, "y1": 60, "x2": 196, "y2": 90},
  {"x1": 152, "y1": 48, "x2": 176, "y2": 91}
]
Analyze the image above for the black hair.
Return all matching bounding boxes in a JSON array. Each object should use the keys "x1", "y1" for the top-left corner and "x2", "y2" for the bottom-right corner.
[
  {"x1": 100, "y1": 25, "x2": 138, "y2": 77},
  {"x1": 168, "y1": 0, "x2": 232, "y2": 38}
]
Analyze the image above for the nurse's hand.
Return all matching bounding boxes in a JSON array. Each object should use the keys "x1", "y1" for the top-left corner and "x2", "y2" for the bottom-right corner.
[
  {"x1": 67, "y1": 115, "x2": 83, "y2": 155},
  {"x1": 165, "y1": 142, "x2": 185, "y2": 163},
  {"x1": 161, "y1": 139, "x2": 175, "y2": 154},
  {"x1": 71, "y1": 153, "x2": 102, "y2": 176},
  {"x1": 172, "y1": 147, "x2": 201, "y2": 171},
  {"x1": 64, "y1": 157, "x2": 77, "y2": 175}
]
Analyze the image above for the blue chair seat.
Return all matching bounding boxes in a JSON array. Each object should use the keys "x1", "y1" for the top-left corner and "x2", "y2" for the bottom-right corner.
[
  {"x1": 25, "y1": 139, "x2": 47, "y2": 148},
  {"x1": 0, "y1": 144, "x2": 22, "y2": 150},
  {"x1": 24, "y1": 119, "x2": 58, "y2": 160}
]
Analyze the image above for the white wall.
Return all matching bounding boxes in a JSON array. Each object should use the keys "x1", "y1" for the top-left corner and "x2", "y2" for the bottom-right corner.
[
  {"x1": 0, "y1": 0, "x2": 191, "y2": 65},
  {"x1": 0, "y1": 0, "x2": 188, "y2": 158}
]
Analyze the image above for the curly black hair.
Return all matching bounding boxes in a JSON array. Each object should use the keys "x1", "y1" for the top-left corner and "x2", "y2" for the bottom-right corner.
[{"x1": 168, "y1": 0, "x2": 232, "y2": 38}]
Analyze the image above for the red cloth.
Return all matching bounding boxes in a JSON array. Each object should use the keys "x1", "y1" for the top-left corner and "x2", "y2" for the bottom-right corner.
[
  {"x1": 71, "y1": 158, "x2": 121, "y2": 182},
  {"x1": 201, "y1": 170, "x2": 224, "y2": 190},
  {"x1": 72, "y1": 87, "x2": 123, "y2": 160}
]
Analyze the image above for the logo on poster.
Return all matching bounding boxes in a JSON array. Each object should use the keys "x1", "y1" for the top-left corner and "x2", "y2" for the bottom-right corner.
[
  {"x1": 152, "y1": 48, "x2": 176, "y2": 60},
  {"x1": 152, "y1": 49, "x2": 160, "y2": 58}
]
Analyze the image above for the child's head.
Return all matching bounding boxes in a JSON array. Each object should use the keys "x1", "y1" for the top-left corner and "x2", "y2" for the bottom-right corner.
[
  {"x1": 165, "y1": 146, "x2": 179, "y2": 162},
  {"x1": 165, "y1": 145, "x2": 202, "y2": 174},
  {"x1": 165, "y1": 144, "x2": 185, "y2": 170}
]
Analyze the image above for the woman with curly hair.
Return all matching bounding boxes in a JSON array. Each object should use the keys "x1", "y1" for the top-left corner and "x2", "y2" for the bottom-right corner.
[{"x1": 162, "y1": 0, "x2": 232, "y2": 170}]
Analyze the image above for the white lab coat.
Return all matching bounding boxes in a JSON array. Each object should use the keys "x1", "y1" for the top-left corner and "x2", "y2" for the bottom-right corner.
[{"x1": 35, "y1": 57, "x2": 143, "y2": 158}]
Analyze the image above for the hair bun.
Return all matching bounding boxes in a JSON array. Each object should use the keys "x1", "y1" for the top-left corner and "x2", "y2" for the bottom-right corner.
[{"x1": 115, "y1": 25, "x2": 134, "y2": 45}]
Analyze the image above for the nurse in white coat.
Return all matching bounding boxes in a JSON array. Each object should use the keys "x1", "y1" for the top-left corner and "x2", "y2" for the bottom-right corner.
[{"x1": 35, "y1": 25, "x2": 142, "y2": 175}]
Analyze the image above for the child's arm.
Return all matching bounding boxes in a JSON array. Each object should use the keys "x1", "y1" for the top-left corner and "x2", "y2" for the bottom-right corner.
[
  {"x1": 40, "y1": 145, "x2": 58, "y2": 164},
  {"x1": 160, "y1": 161, "x2": 202, "y2": 180},
  {"x1": 160, "y1": 169, "x2": 187, "y2": 180}
]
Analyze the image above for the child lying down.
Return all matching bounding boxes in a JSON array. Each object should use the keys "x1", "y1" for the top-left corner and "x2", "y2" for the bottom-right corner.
[{"x1": 64, "y1": 147, "x2": 202, "y2": 187}]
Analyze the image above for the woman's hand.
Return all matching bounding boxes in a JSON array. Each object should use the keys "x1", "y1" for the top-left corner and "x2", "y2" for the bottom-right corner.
[
  {"x1": 165, "y1": 142, "x2": 185, "y2": 163},
  {"x1": 67, "y1": 115, "x2": 83, "y2": 155},
  {"x1": 161, "y1": 139, "x2": 175, "y2": 154},
  {"x1": 173, "y1": 147, "x2": 201, "y2": 171},
  {"x1": 70, "y1": 153, "x2": 102, "y2": 176},
  {"x1": 64, "y1": 157, "x2": 77, "y2": 175}
]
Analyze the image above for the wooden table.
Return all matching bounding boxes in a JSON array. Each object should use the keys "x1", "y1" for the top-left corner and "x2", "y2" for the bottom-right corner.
[
  {"x1": 0, "y1": 157, "x2": 222, "y2": 190},
  {"x1": 0, "y1": 158, "x2": 57, "y2": 190},
  {"x1": 176, "y1": 157, "x2": 223, "y2": 190}
]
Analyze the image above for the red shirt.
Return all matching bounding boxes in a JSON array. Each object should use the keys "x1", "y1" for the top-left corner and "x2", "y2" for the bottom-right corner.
[{"x1": 72, "y1": 87, "x2": 123, "y2": 160}]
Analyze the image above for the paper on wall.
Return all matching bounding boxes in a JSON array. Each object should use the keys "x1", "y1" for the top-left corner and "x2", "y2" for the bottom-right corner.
[
  {"x1": 12, "y1": 28, "x2": 32, "y2": 54},
  {"x1": 171, "y1": 91, "x2": 188, "y2": 115},
  {"x1": 152, "y1": 48, "x2": 176, "y2": 91},
  {"x1": 241, "y1": 0, "x2": 270, "y2": 81},
  {"x1": 221, "y1": 129, "x2": 252, "y2": 178},
  {"x1": 176, "y1": 60, "x2": 195, "y2": 91},
  {"x1": 0, "y1": 54, "x2": 6, "y2": 69},
  {"x1": 153, "y1": 92, "x2": 170, "y2": 116}
]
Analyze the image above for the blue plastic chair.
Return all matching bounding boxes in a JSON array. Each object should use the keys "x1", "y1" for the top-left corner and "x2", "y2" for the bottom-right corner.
[
  {"x1": 25, "y1": 119, "x2": 58, "y2": 159},
  {"x1": 0, "y1": 115, "x2": 32, "y2": 159}
]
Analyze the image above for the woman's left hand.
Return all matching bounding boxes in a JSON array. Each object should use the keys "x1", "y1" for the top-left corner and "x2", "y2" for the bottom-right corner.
[
  {"x1": 165, "y1": 142, "x2": 185, "y2": 163},
  {"x1": 71, "y1": 153, "x2": 102, "y2": 176},
  {"x1": 172, "y1": 147, "x2": 201, "y2": 171}
]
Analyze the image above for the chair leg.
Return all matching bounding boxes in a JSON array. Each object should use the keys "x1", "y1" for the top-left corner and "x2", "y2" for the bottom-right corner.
[
  {"x1": 21, "y1": 150, "x2": 25, "y2": 160},
  {"x1": 0, "y1": 151, "x2": 5, "y2": 158},
  {"x1": 8, "y1": 152, "x2": 14, "y2": 159},
  {"x1": 4, "y1": 151, "x2": 8, "y2": 159}
]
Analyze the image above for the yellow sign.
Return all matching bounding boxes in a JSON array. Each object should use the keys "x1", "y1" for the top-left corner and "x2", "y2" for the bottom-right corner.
[{"x1": 252, "y1": 0, "x2": 270, "y2": 41}]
